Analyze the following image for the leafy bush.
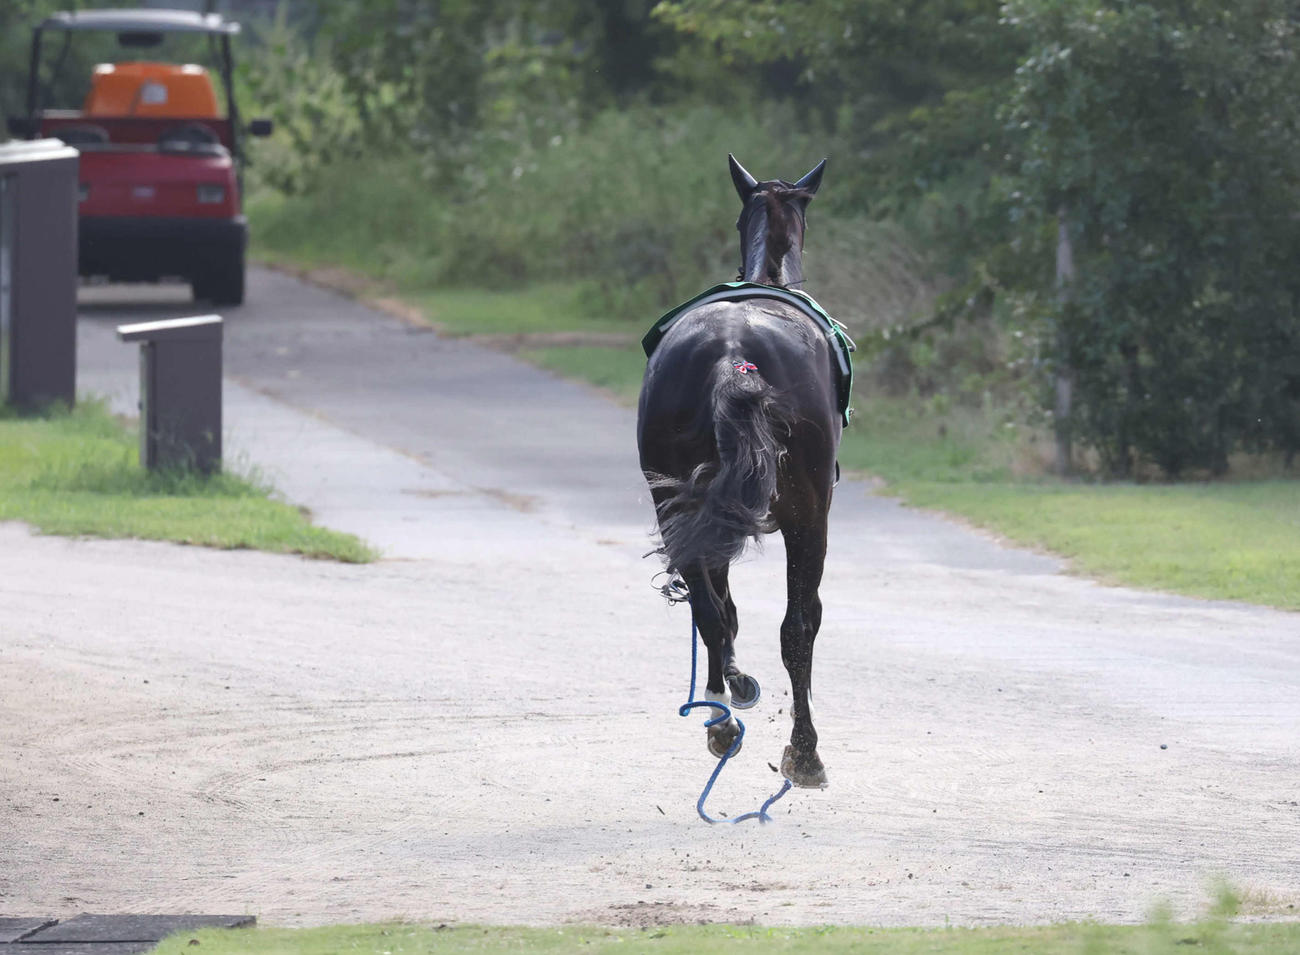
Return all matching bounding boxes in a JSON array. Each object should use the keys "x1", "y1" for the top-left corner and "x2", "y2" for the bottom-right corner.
[
  {"x1": 251, "y1": 103, "x2": 836, "y2": 316},
  {"x1": 236, "y1": 10, "x2": 366, "y2": 195},
  {"x1": 1003, "y1": 0, "x2": 1300, "y2": 476}
]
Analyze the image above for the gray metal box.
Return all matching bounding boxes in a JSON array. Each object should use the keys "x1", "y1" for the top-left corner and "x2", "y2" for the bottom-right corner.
[
  {"x1": 117, "y1": 314, "x2": 223, "y2": 473},
  {"x1": 0, "y1": 138, "x2": 79, "y2": 409}
]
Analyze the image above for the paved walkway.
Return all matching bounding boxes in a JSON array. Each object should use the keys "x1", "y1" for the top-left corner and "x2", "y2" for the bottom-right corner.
[
  {"x1": 75, "y1": 269, "x2": 1052, "y2": 572},
  {"x1": 77, "y1": 276, "x2": 595, "y2": 561}
]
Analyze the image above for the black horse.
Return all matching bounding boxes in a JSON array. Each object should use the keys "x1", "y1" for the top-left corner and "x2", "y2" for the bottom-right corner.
[{"x1": 638, "y1": 155, "x2": 841, "y2": 789}]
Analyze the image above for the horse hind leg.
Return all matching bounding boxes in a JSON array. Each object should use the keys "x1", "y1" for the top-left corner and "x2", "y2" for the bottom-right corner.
[
  {"x1": 777, "y1": 519, "x2": 829, "y2": 789},
  {"x1": 684, "y1": 566, "x2": 744, "y2": 758},
  {"x1": 710, "y1": 565, "x2": 760, "y2": 710}
]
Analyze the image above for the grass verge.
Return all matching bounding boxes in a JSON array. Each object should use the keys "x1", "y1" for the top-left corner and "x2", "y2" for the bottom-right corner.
[
  {"x1": 156, "y1": 919, "x2": 1300, "y2": 955},
  {"x1": 843, "y1": 401, "x2": 1300, "y2": 609},
  {"x1": 521, "y1": 343, "x2": 646, "y2": 400},
  {"x1": 413, "y1": 285, "x2": 636, "y2": 338},
  {"x1": 897, "y1": 480, "x2": 1300, "y2": 608},
  {"x1": 0, "y1": 402, "x2": 374, "y2": 562}
]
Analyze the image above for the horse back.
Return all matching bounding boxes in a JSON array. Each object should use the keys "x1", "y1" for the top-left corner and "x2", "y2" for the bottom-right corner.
[
  {"x1": 637, "y1": 298, "x2": 842, "y2": 482},
  {"x1": 640, "y1": 299, "x2": 839, "y2": 427}
]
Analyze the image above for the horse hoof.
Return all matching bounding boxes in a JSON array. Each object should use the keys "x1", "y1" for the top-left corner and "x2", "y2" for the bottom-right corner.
[
  {"x1": 708, "y1": 721, "x2": 742, "y2": 759},
  {"x1": 780, "y1": 744, "x2": 828, "y2": 790},
  {"x1": 727, "y1": 673, "x2": 761, "y2": 710}
]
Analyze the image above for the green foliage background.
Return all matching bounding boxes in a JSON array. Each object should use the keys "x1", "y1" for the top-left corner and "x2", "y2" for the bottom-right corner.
[{"x1": 5, "y1": 0, "x2": 1299, "y2": 479}]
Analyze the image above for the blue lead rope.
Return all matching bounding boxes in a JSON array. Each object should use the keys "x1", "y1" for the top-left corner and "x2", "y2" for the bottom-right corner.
[{"x1": 679, "y1": 615, "x2": 792, "y2": 824}]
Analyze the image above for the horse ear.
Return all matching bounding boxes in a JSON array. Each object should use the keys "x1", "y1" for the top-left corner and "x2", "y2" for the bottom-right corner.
[
  {"x1": 729, "y1": 153, "x2": 758, "y2": 201},
  {"x1": 794, "y1": 158, "x2": 827, "y2": 196}
]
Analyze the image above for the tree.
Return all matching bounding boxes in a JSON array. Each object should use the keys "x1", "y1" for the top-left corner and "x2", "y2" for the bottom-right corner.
[
  {"x1": 1002, "y1": 0, "x2": 1300, "y2": 475},
  {"x1": 313, "y1": 0, "x2": 692, "y2": 161},
  {"x1": 652, "y1": 0, "x2": 1019, "y2": 209}
]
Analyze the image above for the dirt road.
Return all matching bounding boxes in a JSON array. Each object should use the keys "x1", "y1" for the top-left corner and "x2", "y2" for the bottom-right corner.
[{"x1": 2, "y1": 270, "x2": 1296, "y2": 927}]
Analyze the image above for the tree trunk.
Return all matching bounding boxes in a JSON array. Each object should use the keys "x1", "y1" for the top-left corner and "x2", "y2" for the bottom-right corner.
[{"x1": 1054, "y1": 211, "x2": 1075, "y2": 477}]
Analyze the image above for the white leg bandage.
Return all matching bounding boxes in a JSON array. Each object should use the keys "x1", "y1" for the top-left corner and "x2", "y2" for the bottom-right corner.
[{"x1": 704, "y1": 687, "x2": 734, "y2": 724}]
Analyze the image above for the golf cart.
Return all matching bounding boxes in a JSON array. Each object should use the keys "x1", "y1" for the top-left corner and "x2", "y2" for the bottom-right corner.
[{"x1": 8, "y1": 8, "x2": 272, "y2": 305}]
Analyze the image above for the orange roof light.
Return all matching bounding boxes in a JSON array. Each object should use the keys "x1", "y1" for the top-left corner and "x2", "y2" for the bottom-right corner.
[{"x1": 84, "y1": 62, "x2": 220, "y2": 118}]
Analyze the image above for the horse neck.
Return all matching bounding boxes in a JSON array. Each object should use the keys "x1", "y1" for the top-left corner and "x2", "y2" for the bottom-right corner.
[
  {"x1": 741, "y1": 195, "x2": 806, "y2": 288},
  {"x1": 742, "y1": 235, "x2": 806, "y2": 288},
  {"x1": 775, "y1": 241, "x2": 806, "y2": 288}
]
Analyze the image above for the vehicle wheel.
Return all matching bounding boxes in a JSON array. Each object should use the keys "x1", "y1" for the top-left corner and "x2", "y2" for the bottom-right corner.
[{"x1": 204, "y1": 252, "x2": 245, "y2": 306}]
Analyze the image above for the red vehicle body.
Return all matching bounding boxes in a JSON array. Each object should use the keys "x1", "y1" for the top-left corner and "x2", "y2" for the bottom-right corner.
[{"x1": 10, "y1": 9, "x2": 271, "y2": 305}]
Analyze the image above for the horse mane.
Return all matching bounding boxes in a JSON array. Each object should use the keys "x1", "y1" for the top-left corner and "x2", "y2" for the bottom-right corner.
[{"x1": 761, "y1": 184, "x2": 813, "y2": 273}]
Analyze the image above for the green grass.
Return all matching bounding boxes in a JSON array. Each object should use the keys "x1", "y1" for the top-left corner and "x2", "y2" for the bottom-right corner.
[
  {"x1": 0, "y1": 402, "x2": 374, "y2": 562},
  {"x1": 154, "y1": 919, "x2": 1300, "y2": 955},
  {"x1": 899, "y1": 479, "x2": 1300, "y2": 608},
  {"x1": 839, "y1": 398, "x2": 1030, "y2": 485},
  {"x1": 249, "y1": 236, "x2": 640, "y2": 341},
  {"x1": 414, "y1": 284, "x2": 635, "y2": 338},
  {"x1": 840, "y1": 398, "x2": 1300, "y2": 609},
  {"x1": 522, "y1": 343, "x2": 646, "y2": 400}
]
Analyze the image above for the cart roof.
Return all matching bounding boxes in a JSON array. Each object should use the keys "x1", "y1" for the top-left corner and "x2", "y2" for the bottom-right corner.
[{"x1": 40, "y1": 9, "x2": 240, "y2": 36}]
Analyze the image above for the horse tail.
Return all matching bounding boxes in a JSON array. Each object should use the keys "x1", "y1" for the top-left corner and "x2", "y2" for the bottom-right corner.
[{"x1": 651, "y1": 357, "x2": 787, "y2": 576}]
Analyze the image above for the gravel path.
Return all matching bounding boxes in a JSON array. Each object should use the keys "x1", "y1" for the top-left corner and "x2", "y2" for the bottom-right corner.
[{"x1": 1, "y1": 270, "x2": 1296, "y2": 927}]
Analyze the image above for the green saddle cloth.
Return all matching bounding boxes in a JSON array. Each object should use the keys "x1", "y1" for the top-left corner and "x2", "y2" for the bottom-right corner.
[{"x1": 642, "y1": 282, "x2": 855, "y2": 426}]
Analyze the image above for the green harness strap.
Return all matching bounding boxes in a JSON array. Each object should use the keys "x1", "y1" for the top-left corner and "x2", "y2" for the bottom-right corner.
[{"x1": 642, "y1": 282, "x2": 855, "y2": 427}]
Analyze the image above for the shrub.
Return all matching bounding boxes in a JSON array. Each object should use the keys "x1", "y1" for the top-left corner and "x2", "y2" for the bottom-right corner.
[
  {"x1": 251, "y1": 103, "x2": 837, "y2": 315},
  {"x1": 1003, "y1": 0, "x2": 1300, "y2": 476}
]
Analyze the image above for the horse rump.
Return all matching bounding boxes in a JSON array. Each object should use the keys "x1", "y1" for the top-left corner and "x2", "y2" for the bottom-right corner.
[{"x1": 647, "y1": 356, "x2": 789, "y2": 577}]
